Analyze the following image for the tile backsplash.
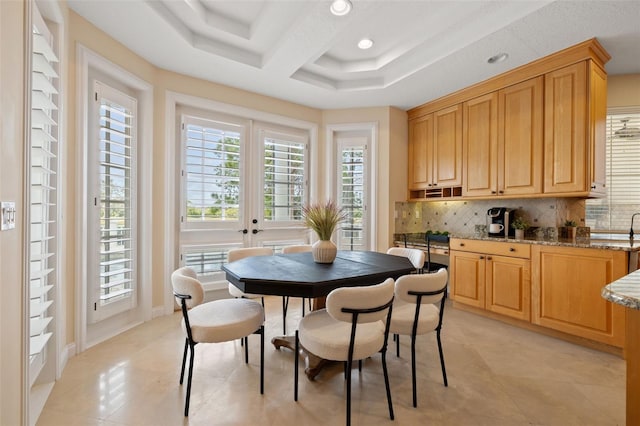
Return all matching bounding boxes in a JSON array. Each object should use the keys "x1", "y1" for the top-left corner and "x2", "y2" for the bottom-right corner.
[{"x1": 394, "y1": 198, "x2": 586, "y2": 235}]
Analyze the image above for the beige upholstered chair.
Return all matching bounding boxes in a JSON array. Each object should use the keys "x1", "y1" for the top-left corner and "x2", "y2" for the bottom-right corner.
[
  {"x1": 389, "y1": 268, "x2": 448, "y2": 407},
  {"x1": 294, "y1": 278, "x2": 395, "y2": 426},
  {"x1": 227, "y1": 247, "x2": 273, "y2": 302},
  {"x1": 281, "y1": 244, "x2": 313, "y2": 333},
  {"x1": 171, "y1": 267, "x2": 265, "y2": 416},
  {"x1": 386, "y1": 247, "x2": 426, "y2": 273}
]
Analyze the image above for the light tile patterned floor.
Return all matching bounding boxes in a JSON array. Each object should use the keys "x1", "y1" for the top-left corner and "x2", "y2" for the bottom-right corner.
[{"x1": 38, "y1": 297, "x2": 625, "y2": 426}]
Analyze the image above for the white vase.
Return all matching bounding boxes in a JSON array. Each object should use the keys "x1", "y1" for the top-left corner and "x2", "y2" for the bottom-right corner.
[{"x1": 312, "y1": 240, "x2": 337, "y2": 263}]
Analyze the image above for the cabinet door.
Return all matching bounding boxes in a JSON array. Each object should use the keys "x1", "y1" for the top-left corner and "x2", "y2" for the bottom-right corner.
[
  {"x1": 408, "y1": 114, "x2": 433, "y2": 189},
  {"x1": 463, "y1": 92, "x2": 498, "y2": 197},
  {"x1": 531, "y1": 245, "x2": 626, "y2": 347},
  {"x1": 450, "y1": 250, "x2": 485, "y2": 308},
  {"x1": 485, "y1": 255, "x2": 530, "y2": 321},
  {"x1": 543, "y1": 62, "x2": 588, "y2": 193},
  {"x1": 498, "y1": 77, "x2": 543, "y2": 195},
  {"x1": 433, "y1": 104, "x2": 462, "y2": 187}
]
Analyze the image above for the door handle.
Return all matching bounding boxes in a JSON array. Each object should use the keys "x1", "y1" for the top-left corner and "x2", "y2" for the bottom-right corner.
[
  {"x1": 252, "y1": 229, "x2": 263, "y2": 234},
  {"x1": 238, "y1": 229, "x2": 248, "y2": 234}
]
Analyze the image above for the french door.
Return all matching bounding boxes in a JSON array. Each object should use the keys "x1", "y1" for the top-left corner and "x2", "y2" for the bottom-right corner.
[{"x1": 178, "y1": 111, "x2": 310, "y2": 288}]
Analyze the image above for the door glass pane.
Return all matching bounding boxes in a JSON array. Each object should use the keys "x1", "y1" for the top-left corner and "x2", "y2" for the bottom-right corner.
[
  {"x1": 185, "y1": 124, "x2": 241, "y2": 222},
  {"x1": 263, "y1": 136, "x2": 305, "y2": 222},
  {"x1": 99, "y1": 98, "x2": 134, "y2": 305},
  {"x1": 338, "y1": 147, "x2": 366, "y2": 250}
]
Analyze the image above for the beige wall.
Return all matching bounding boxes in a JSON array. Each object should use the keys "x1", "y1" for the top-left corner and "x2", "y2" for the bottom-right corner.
[
  {"x1": 0, "y1": 1, "x2": 27, "y2": 423},
  {"x1": 608, "y1": 74, "x2": 640, "y2": 108}
]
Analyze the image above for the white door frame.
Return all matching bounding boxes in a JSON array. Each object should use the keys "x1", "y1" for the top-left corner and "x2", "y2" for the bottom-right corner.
[
  {"x1": 326, "y1": 122, "x2": 378, "y2": 250},
  {"x1": 163, "y1": 91, "x2": 319, "y2": 315},
  {"x1": 75, "y1": 45, "x2": 153, "y2": 351}
]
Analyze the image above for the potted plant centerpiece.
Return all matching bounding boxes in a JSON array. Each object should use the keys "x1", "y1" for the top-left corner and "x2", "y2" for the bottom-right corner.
[
  {"x1": 302, "y1": 200, "x2": 347, "y2": 263},
  {"x1": 511, "y1": 217, "x2": 529, "y2": 240}
]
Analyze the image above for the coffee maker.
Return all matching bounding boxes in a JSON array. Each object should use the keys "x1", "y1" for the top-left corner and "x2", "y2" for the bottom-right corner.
[{"x1": 487, "y1": 207, "x2": 514, "y2": 238}]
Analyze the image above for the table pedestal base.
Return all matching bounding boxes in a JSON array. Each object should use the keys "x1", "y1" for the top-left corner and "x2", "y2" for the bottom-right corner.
[{"x1": 271, "y1": 336, "x2": 331, "y2": 381}]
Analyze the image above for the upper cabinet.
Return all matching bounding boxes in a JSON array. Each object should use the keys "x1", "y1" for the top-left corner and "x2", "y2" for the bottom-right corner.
[
  {"x1": 408, "y1": 104, "x2": 462, "y2": 199},
  {"x1": 463, "y1": 78, "x2": 543, "y2": 198},
  {"x1": 543, "y1": 61, "x2": 607, "y2": 196},
  {"x1": 408, "y1": 38, "x2": 610, "y2": 202}
]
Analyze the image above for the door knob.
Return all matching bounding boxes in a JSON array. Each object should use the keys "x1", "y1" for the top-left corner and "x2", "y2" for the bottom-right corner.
[
  {"x1": 252, "y1": 229, "x2": 263, "y2": 234},
  {"x1": 238, "y1": 229, "x2": 248, "y2": 234}
]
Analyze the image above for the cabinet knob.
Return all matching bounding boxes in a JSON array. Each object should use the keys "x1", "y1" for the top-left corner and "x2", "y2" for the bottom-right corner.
[
  {"x1": 509, "y1": 247, "x2": 515, "y2": 252},
  {"x1": 499, "y1": 190, "x2": 504, "y2": 194},
  {"x1": 459, "y1": 243, "x2": 465, "y2": 247},
  {"x1": 591, "y1": 184, "x2": 596, "y2": 190},
  {"x1": 479, "y1": 256, "x2": 484, "y2": 260},
  {"x1": 487, "y1": 256, "x2": 492, "y2": 261},
  {"x1": 491, "y1": 191, "x2": 497, "y2": 194}
]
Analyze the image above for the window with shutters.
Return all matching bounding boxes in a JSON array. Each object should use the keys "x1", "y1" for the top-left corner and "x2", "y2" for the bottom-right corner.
[
  {"x1": 586, "y1": 109, "x2": 640, "y2": 232},
  {"x1": 337, "y1": 140, "x2": 368, "y2": 251},
  {"x1": 29, "y1": 7, "x2": 59, "y2": 387},
  {"x1": 89, "y1": 82, "x2": 137, "y2": 322}
]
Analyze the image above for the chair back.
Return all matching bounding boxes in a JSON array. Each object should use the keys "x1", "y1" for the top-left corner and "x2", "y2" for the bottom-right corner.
[
  {"x1": 171, "y1": 267, "x2": 204, "y2": 309},
  {"x1": 326, "y1": 278, "x2": 395, "y2": 324},
  {"x1": 386, "y1": 247, "x2": 425, "y2": 271},
  {"x1": 228, "y1": 247, "x2": 273, "y2": 262},
  {"x1": 395, "y1": 268, "x2": 448, "y2": 305},
  {"x1": 282, "y1": 244, "x2": 312, "y2": 254}
]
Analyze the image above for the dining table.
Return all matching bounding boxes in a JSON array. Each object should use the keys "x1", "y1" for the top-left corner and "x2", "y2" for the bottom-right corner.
[{"x1": 222, "y1": 250, "x2": 415, "y2": 379}]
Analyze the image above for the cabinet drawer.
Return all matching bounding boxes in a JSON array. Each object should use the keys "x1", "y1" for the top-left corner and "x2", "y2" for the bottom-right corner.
[{"x1": 450, "y1": 238, "x2": 531, "y2": 259}]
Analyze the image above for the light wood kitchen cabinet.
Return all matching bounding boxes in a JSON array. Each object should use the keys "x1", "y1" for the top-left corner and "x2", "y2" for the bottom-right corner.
[
  {"x1": 408, "y1": 104, "x2": 462, "y2": 199},
  {"x1": 531, "y1": 245, "x2": 626, "y2": 347},
  {"x1": 543, "y1": 61, "x2": 607, "y2": 196},
  {"x1": 463, "y1": 77, "x2": 543, "y2": 198},
  {"x1": 450, "y1": 238, "x2": 531, "y2": 321}
]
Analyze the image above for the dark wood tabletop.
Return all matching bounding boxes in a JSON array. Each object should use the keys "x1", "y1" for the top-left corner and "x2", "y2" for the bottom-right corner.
[{"x1": 222, "y1": 250, "x2": 415, "y2": 298}]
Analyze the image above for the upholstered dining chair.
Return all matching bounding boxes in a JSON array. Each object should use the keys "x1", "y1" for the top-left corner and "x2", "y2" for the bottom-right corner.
[
  {"x1": 389, "y1": 268, "x2": 448, "y2": 408},
  {"x1": 386, "y1": 247, "x2": 426, "y2": 273},
  {"x1": 294, "y1": 278, "x2": 395, "y2": 426},
  {"x1": 171, "y1": 267, "x2": 265, "y2": 416},
  {"x1": 227, "y1": 247, "x2": 273, "y2": 303},
  {"x1": 281, "y1": 244, "x2": 313, "y2": 333}
]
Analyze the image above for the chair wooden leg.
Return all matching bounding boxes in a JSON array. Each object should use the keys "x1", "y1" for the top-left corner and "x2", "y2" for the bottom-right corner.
[
  {"x1": 411, "y1": 334, "x2": 418, "y2": 408},
  {"x1": 294, "y1": 330, "x2": 299, "y2": 401},
  {"x1": 184, "y1": 343, "x2": 195, "y2": 416},
  {"x1": 381, "y1": 350, "x2": 395, "y2": 420},
  {"x1": 179, "y1": 338, "x2": 188, "y2": 384},
  {"x1": 437, "y1": 329, "x2": 448, "y2": 387}
]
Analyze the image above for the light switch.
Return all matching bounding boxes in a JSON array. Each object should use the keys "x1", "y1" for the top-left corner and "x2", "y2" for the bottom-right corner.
[{"x1": 1, "y1": 201, "x2": 16, "y2": 230}]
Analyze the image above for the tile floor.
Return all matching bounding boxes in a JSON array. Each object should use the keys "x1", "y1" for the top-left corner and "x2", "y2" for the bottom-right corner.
[{"x1": 38, "y1": 297, "x2": 625, "y2": 426}]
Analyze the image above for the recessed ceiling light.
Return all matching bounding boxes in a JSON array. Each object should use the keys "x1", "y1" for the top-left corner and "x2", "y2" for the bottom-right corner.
[
  {"x1": 358, "y1": 38, "x2": 374, "y2": 50},
  {"x1": 487, "y1": 53, "x2": 509, "y2": 64},
  {"x1": 330, "y1": 0, "x2": 352, "y2": 16}
]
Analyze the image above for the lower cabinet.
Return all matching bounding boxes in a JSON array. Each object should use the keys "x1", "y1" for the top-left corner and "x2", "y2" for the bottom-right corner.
[
  {"x1": 531, "y1": 245, "x2": 627, "y2": 348},
  {"x1": 450, "y1": 239, "x2": 531, "y2": 321}
]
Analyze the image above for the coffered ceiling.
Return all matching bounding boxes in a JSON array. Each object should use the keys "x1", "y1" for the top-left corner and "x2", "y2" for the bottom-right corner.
[{"x1": 67, "y1": 0, "x2": 640, "y2": 110}]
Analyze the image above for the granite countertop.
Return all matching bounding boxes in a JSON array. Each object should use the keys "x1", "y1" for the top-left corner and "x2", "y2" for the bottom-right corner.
[
  {"x1": 394, "y1": 232, "x2": 640, "y2": 252},
  {"x1": 602, "y1": 269, "x2": 640, "y2": 310}
]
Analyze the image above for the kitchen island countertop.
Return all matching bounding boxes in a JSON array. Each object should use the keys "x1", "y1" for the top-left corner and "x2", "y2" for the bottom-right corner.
[{"x1": 602, "y1": 268, "x2": 640, "y2": 310}]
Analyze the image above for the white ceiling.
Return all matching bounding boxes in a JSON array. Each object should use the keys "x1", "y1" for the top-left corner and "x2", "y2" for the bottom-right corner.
[{"x1": 67, "y1": 0, "x2": 640, "y2": 111}]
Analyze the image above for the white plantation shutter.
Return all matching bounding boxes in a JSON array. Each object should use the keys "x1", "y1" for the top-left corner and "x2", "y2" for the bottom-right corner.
[
  {"x1": 586, "y1": 110, "x2": 640, "y2": 232},
  {"x1": 29, "y1": 10, "x2": 59, "y2": 384},
  {"x1": 182, "y1": 116, "x2": 242, "y2": 227},
  {"x1": 90, "y1": 82, "x2": 137, "y2": 322},
  {"x1": 337, "y1": 143, "x2": 367, "y2": 251},
  {"x1": 262, "y1": 131, "x2": 306, "y2": 222}
]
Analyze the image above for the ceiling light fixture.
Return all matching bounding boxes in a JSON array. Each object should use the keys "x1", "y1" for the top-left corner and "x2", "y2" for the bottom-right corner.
[
  {"x1": 487, "y1": 52, "x2": 509, "y2": 64},
  {"x1": 358, "y1": 38, "x2": 374, "y2": 50},
  {"x1": 330, "y1": 0, "x2": 352, "y2": 16}
]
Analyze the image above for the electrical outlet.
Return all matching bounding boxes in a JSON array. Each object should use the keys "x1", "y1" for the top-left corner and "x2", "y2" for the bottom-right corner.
[{"x1": 1, "y1": 201, "x2": 16, "y2": 230}]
